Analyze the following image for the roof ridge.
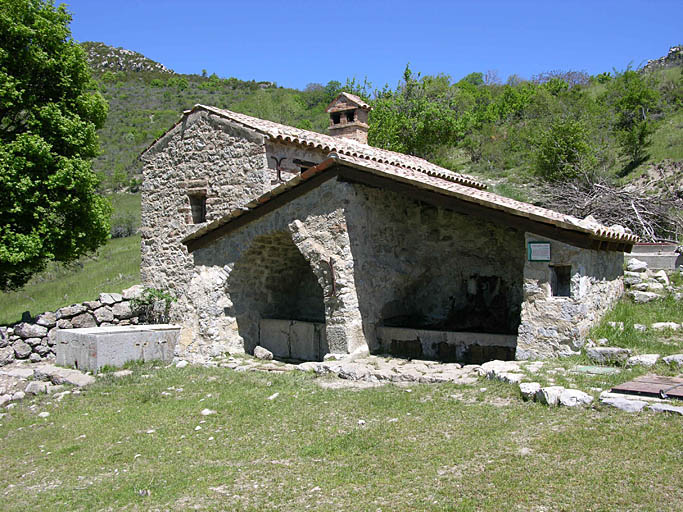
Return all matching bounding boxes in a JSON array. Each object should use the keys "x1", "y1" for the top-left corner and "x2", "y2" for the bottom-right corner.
[{"x1": 193, "y1": 104, "x2": 487, "y2": 191}]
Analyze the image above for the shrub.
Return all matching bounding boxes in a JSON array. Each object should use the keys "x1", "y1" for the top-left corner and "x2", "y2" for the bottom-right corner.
[
  {"x1": 534, "y1": 118, "x2": 597, "y2": 181},
  {"x1": 131, "y1": 287, "x2": 176, "y2": 324}
]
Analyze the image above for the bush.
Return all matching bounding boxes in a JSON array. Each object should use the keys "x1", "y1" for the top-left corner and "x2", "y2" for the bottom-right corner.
[
  {"x1": 131, "y1": 287, "x2": 176, "y2": 324},
  {"x1": 534, "y1": 119, "x2": 596, "y2": 181}
]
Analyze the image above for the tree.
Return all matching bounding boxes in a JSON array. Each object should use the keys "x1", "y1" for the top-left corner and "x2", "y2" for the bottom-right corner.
[{"x1": 0, "y1": 0, "x2": 110, "y2": 290}]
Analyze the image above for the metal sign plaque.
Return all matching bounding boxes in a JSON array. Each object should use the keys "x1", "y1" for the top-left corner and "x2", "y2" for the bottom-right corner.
[{"x1": 528, "y1": 242, "x2": 551, "y2": 261}]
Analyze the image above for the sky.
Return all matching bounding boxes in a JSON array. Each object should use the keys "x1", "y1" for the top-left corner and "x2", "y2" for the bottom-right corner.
[{"x1": 64, "y1": 0, "x2": 682, "y2": 90}]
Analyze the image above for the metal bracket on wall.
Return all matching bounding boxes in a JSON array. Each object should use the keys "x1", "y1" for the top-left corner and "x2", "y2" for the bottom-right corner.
[{"x1": 270, "y1": 156, "x2": 286, "y2": 182}]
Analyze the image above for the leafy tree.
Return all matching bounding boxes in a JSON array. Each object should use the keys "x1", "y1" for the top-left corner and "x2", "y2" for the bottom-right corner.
[
  {"x1": 602, "y1": 69, "x2": 659, "y2": 169},
  {"x1": 533, "y1": 118, "x2": 596, "y2": 181},
  {"x1": 0, "y1": 0, "x2": 110, "y2": 290}
]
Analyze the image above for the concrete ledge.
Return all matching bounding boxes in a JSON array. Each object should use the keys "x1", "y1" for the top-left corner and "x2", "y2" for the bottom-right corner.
[
  {"x1": 55, "y1": 324, "x2": 180, "y2": 372},
  {"x1": 376, "y1": 327, "x2": 517, "y2": 363}
]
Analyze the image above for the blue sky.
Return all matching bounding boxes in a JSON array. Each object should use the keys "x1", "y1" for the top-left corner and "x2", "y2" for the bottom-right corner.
[{"x1": 65, "y1": 0, "x2": 682, "y2": 90}]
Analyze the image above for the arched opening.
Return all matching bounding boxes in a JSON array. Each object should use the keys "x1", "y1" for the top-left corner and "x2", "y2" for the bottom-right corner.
[{"x1": 229, "y1": 232, "x2": 327, "y2": 361}]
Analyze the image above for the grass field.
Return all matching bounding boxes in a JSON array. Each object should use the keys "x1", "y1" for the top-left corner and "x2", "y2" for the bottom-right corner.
[
  {"x1": 0, "y1": 193, "x2": 141, "y2": 326},
  {"x1": 0, "y1": 362, "x2": 681, "y2": 511}
]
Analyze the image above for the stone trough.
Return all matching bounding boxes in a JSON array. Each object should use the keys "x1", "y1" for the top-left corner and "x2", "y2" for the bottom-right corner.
[{"x1": 55, "y1": 324, "x2": 180, "y2": 373}]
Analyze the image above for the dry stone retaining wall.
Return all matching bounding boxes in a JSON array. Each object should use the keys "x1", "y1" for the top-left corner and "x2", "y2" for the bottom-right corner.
[{"x1": 0, "y1": 285, "x2": 144, "y2": 367}]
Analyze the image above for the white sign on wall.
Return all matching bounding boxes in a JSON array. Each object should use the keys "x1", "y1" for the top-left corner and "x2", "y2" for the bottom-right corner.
[{"x1": 528, "y1": 242, "x2": 551, "y2": 261}]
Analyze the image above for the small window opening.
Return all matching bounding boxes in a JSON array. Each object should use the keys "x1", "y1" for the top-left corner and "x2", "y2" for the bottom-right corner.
[
  {"x1": 550, "y1": 265, "x2": 571, "y2": 297},
  {"x1": 345, "y1": 111, "x2": 355, "y2": 122},
  {"x1": 189, "y1": 194, "x2": 206, "y2": 224},
  {"x1": 331, "y1": 113, "x2": 341, "y2": 125}
]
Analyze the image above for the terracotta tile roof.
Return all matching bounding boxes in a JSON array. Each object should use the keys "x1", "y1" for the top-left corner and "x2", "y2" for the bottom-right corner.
[
  {"x1": 327, "y1": 92, "x2": 371, "y2": 111},
  {"x1": 183, "y1": 153, "x2": 638, "y2": 248},
  {"x1": 187, "y1": 104, "x2": 488, "y2": 190},
  {"x1": 332, "y1": 153, "x2": 639, "y2": 244}
]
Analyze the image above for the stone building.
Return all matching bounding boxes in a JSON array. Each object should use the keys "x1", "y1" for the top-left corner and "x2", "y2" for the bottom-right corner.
[{"x1": 140, "y1": 93, "x2": 637, "y2": 362}]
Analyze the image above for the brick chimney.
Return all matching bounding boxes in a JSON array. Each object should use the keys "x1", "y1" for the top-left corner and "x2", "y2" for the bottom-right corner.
[{"x1": 325, "y1": 92, "x2": 371, "y2": 144}]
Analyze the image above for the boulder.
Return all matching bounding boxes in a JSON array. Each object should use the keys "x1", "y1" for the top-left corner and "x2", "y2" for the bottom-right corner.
[
  {"x1": 56, "y1": 319, "x2": 73, "y2": 329},
  {"x1": 652, "y1": 270, "x2": 670, "y2": 286},
  {"x1": 25, "y1": 337, "x2": 42, "y2": 347},
  {"x1": 13, "y1": 323, "x2": 48, "y2": 339},
  {"x1": 71, "y1": 313, "x2": 96, "y2": 328},
  {"x1": 34, "y1": 364, "x2": 95, "y2": 387},
  {"x1": 558, "y1": 389, "x2": 594, "y2": 407},
  {"x1": 626, "y1": 258, "x2": 648, "y2": 272},
  {"x1": 34, "y1": 343, "x2": 51, "y2": 357},
  {"x1": 13, "y1": 340, "x2": 32, "y2": 359},
  {"x1": 82, "y1": 300, "x2": 101, "y2": 310},
  {"x1": 56, "y1": 304, "x2": 87, "y2": 319},
  {"x1": 647, "y1": 403, "x2": 683, "y2": 416},
  {"x1": 519, "y1": 382, "x2": 541, "y2": 401},
  {"x1": 626, "y1": 354, "x2": 660, "y2": 367},
  {"x1": 35, "y1": 312, "x2": 57, "y2": 328},
  {"x1": 623, "y1": 276, "x2": 642, "y2": 287},
  {"x1": 586, "y1": 347, "x2": 631, "y2": 365},
  {"x1": 535, "y1": 386, "x2": 565, "y2": 406},
  {"x1": 253, "y1": 346, "x2": 273, "y2": 360},
  {"x1": 25, "y1": 381, "x2": 49, "y2": 395}
]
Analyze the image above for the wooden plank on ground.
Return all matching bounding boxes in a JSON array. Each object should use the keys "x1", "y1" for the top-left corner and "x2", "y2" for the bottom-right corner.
[{"x1": 611, "y1": 374, "x2": 683, "y2": 400}]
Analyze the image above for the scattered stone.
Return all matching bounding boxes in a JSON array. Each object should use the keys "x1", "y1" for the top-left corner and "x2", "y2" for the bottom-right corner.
[
  {"x1": 651, "y1": 322, "x2": 680, "y2": 331},
  {"x1": 253, "y1": 346, "x2": 273, "y2": 360},
  {"x1": 175, "y1": 360, "x2": 188, "y2": 369},
  {"x1": 652, "y1": 270, "x2": 670, "y2": 286},
  {"x1": 626, "y1": 354, "x2": 660, "y2": 367},
  {"x1": 357, "y1": 419, "x2": 366, "y2": 426},
  {"x1": 586, "y1": 347, "x2": 631, "y2": 365},
  {"x1": 629, "y1": 291, "x2": 660, "y2": 303},
  {"x1": 34, "y1": 364, "x2": 95, "y2": 387},
  {"x1": 13, "y1": 340, "x2": 32, "y2": 359},
  {"x1": 25, "y1": 381, "x2": 49, "y2": 395},
  {"x1": 600, "y1": 394, "x2": 648, "y2": 413},
  {"x1": 647, "y1": 403, "x2": 683, "y2": 415},
  {"x1": 11, "y1": 391, "x2": 25, "y2": 401},
  {"x1": 519, "y1": 382, "x2": 541, "y2": 401},
  {"x1": 626, "y1": 258, "x2": 648, "y2": 272},
  {"x1": 662, "y1": 354, "x2": 683, "y2": 367},
  {"x1": 623, "y1": 276, "x2": 642, "y2": 287},
  {"x1": 535, "y1": 386, "x2": 565, "y2": 406},
  {"x1": 112, "y1": 370, "x2": 133, "y2": 378},
  {"x1": 267, "y1": 392, "x2": 279, "y2": 401},
  {"x1": 200, "y1": 408, "x2": 216, "y2": 416},
  {"x1": 607, "y1": 322, "x2": 624, "y2": 331},
  {"x1": 558, "y1": 389, "x2": 593, "y2": 407},
  {"x1": 571, "y1": 365, "x2": 621, "y2": 376},
  {"x1": 38, "y1": 411, "x2": 50, "y2": 418},
  {"x1": 0, "y1": 394, "x2": 11, "y2": 407},
  {"x1": 633, "y1": 324, "x2": 647, "y2": 332}
]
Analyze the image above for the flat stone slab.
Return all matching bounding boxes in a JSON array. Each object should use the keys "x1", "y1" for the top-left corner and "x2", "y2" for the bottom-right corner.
[
  {"x1": 56, "y1": 324, "x2": 180, "y2": 372},
  {"x1": 571, "y1": 365, "x2": 621, "y2": 376}
]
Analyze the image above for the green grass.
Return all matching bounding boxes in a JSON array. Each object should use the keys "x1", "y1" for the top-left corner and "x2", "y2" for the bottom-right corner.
[
  {"x1": 590, "y1": 294, "x2": 683, "y2": 355},
  {"x1": 0, "y1": 364, "x2": 680, "y2": 511},
  {"x1": 0, "y1": 235, "x2": 140, "y2": 325}
]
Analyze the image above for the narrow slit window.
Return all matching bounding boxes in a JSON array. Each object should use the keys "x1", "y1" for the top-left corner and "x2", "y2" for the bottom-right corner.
[
  {"x1": 550, "y1": 265, "x2": 571, "y2": 297},
  {"x1": 189, "y1": 194, "x2": 206, "y2": 224}
]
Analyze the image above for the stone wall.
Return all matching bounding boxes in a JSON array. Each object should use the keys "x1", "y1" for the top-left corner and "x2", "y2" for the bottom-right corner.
[
  {"x1": 140, "y1": 111, "x2": 273, "y2": 354},
  {"x1": 0, "y1": 286, "x2": 143, "y2": 367},
  {"x1": 344, "y1": 184, "x2": 526, "y2": 354},
  {"x1": 517, "y1": 233, "x2": 624, "y2": 359},
  {"x1": 192, "y1": 179, "x2": 365, "y2": 358}
]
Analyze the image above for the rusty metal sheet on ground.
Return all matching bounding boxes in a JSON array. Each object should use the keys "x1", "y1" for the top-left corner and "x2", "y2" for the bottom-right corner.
[{"x1": 611, "y1": 374, "x2": 683, "y2": 400}]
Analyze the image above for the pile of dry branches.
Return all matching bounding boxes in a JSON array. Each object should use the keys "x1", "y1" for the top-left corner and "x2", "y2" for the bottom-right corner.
[{"x1": 540, "y1": 175, "x2": 683, "y2": 242}]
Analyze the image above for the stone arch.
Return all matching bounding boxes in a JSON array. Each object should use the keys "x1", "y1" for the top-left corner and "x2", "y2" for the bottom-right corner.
[{"x1": 228, "y1": 231, "x2": 327, "y2": 360}]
